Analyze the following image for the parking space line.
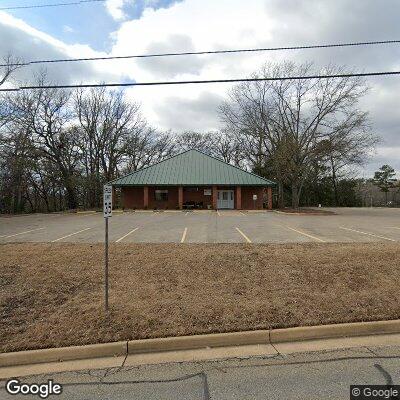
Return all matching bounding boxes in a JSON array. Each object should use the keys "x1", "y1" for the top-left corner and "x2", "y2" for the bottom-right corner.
[
  {"x1": 235, "y1": 227, "x2": 252, "y2": 243},
  {"x1": 239, "y1": 211, "x2": 246, "y2": 216},
  {"x1": 181, "y1": 227, "x2": 188, "y2": 243},
  {"x1": 51, "y1": 227, "x2": 91, "y2": 243},
  {"x1": 116, "y1": 227, "x2": 139, "y2": 243},
  {"x1": 217, "y1": 210, "x2": 221, "y2": 217},
  {"x1": 281, "y1": 225, "x2": 326, "y2": 242},
  {"x1": 340, "y1": 226, "x2": 396, "y2": 242},
  {"x1": 2, "y1": 227, "x2": 44, "y2": 238},
  {"x1": 387, "y1": 227, "x2": 400, "y2": 230}
]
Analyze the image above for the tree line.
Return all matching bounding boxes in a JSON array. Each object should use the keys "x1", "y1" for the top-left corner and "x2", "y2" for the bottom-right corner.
[{"x1": 0, "y1": 59, "x2": 384, "y2": 213}]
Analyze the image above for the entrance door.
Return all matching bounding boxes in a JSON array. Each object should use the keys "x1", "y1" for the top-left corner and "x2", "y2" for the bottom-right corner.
[{"x1": 217, "y1": 190, "x2": 234, "y2": 209}]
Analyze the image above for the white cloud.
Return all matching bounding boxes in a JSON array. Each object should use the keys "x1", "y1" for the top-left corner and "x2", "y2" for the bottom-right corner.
[
  {"x1": 0, "y1": 11, "x2": 120, "y2": 85},
  {"x1": 106, "y1": 0, "x2": 400, "y2": 185},
  {"x1": 109, "y1": 0, "x2": 276, "y2": 130},
  {"x1": 1, "y1": 0, "x2": 400, "y2": 175},
  {"x1": 106, "y1": 0, "x2": 130, "y2": 21},
  {"x1": 63, "y1": 25, "x2": 75, "y2": 34}
]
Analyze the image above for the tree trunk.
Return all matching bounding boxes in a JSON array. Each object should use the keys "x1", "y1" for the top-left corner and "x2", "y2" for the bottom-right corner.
[
  {"x1": 291, "y1": 184, "x2": 300, "y2": 209},
  {"x1": 63, "y1": 175, "x2": 77, "y2": 210},
  {"x1": 331, "y1": 160, "x2": 339, "y2": 206},
  {"x1": 278, "y1": 181, "x2": 284, "y2": 208},
  {"x1": 65, "y1": 186, "x2": 78, "y2": 210}
]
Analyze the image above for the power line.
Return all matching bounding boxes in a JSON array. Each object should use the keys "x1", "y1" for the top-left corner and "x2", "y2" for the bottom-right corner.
[
  {"x1": 2, "y1": 39, "x2": 400, "y2": 68},
  {"x1": 1, "y1": 70, "x2": 400, "y2": 92},
  {"x1": 0, "y1": 0, "x2": 105, "y2": 11}
]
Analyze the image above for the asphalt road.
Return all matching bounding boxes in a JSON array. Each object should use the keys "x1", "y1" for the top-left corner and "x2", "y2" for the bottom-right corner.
[
  {"x1": 0, "y1": 207, "x2": 400, "y2": 244},
  {"x1": 1, "y1": 345, "x2": 399, "y2": 399}
]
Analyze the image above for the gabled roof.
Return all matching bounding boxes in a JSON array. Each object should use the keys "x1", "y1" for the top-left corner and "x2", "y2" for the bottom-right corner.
[{"x1": 110, "y1": 149, "x2": 275, "y2": 186}]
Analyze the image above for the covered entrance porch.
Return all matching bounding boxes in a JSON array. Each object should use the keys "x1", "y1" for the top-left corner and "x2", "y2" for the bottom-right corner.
[{"x1": 121, "y1": 185, "x2": 272, "y2": 210}]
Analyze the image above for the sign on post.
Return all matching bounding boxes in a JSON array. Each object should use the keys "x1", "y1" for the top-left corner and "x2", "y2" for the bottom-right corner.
[
  {"x1": 103, "y1": 185, "x2": 112, "y2": 311},
  {"x1": 252, "y1": 194, "x2": 257, "y2": 209},
  {"x1": 103, "y1": 185, "x2": 113, "y2": 218}
]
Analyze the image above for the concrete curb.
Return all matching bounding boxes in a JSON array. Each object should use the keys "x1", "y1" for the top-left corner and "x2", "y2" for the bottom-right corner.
[
  {"x1": 1, "y1": 320, "x2": 399, "y2": 368},
  {"x1": 269, "y1": 319, "x2": 400, "y2": 343},
  {"x1": 128, "y1": 330, "x2": 269, "y2": 354},
  {"x1": 0, "y1": 342, "x2": 126, "y2": 368}
]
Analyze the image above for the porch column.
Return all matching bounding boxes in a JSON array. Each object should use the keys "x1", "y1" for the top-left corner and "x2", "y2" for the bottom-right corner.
[
  {"x1": 236, "y1": 186, "x2": 242, "y2": 210},
  {"x1": 212, "y1": 185, "x2": 218, "y2": 209},
  {"x1": 267, "y1": 187, "x2": 272, "y2": 210},
  {"x1": 178, "y1": 186, "x2": 183, "y2": 209},
  {"x1": 144, "y1": 186, "x2": 149, "y2": 209}
]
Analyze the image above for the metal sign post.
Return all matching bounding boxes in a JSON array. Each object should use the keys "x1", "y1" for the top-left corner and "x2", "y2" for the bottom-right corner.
[{"x1": 103, "y1": 185, "x2": 113, "y2": 311}]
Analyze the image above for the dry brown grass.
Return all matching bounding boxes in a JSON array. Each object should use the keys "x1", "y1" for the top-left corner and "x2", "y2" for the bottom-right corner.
[{"x1": 1, "y1": 242, "x2": 399, "y2": 353}]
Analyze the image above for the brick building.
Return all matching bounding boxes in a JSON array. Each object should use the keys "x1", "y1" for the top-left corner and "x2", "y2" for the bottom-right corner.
[{"x1": 110, "y1": 149, "x2": 275, "y2": 210}]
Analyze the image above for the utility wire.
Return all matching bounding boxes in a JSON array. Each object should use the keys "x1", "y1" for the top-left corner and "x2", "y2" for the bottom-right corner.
[
  {"x1": 1, "y1": 70, "x2": 400, "y2": 92},
  {"x1": 0, "y1": 0, "x2": 105, "y2": 11},
  {"x1": 1, "y1": 39, "x2": 400, "y2": 68}
]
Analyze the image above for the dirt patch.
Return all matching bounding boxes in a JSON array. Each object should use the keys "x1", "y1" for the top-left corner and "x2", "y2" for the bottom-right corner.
[{"x1": 0, "y1": 242, "x2": 399, "y2": 353}]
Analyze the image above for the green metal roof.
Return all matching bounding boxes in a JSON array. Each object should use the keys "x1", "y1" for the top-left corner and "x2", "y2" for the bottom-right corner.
[{"x1": 110, "y1": 149, "x2": 275, "y2": 187}]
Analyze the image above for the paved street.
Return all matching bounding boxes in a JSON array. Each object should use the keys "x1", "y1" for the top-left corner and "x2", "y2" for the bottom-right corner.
[
  {"x1": 1, "y1": 342, "x2": 399, "y2": 399},
  {"x1": 1, "y1": 207, "x2": 400, "y2": 244}
]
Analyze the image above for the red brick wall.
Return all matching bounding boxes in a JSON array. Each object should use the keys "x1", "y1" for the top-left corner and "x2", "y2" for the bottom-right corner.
[
  {"x1": 121, "y1": 186, "x2": 270, "y2": 210},
  {"x1": 147, "y1": 186, "x2": 179, "y2": 209},
  {"x1": 241, "y1": 187, "x2": 265, "y2": 209},
  {"x1": 121, "y1": 187, "x2": 144, "y2": 209}
]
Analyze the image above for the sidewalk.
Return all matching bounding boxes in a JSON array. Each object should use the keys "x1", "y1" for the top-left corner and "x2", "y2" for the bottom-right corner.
[{"x1": 1, "y1": 332, "x2": 400, "y2": 380}]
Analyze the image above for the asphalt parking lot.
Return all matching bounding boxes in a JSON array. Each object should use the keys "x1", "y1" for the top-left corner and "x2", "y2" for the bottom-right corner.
[{"x1": 1, "y1": 208, "x2": 400, "y2": 244}]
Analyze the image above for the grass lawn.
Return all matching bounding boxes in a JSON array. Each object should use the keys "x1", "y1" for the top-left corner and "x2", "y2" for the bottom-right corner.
[{"x1": 1, "y1": 242, "x2": 399, "y2": 353}]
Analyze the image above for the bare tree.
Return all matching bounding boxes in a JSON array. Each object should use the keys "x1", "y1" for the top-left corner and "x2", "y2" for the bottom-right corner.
[
  {"x1": 174, "y1": 131, "x2": 215, "y2": 154},
  {"x1": 208, "y1": 130, "x2": 246, "y2": 167},
  {"x1": 7, "y1": 78, "x2": 80, "y2": 209},
  {"x1": 123, "y1": 129, "x2": 175, "y2": 173},
  {"x1": 0, "y1": 54, "x2": 23, "y2": 132},
  {"x1": 220, "y1": 62, "x2": 377, "y2": 208},
  {"x1": 0, "y1": 53, "x2": 22, "y2": 87},
  {"x1": 74, "y1": 88, "x2": 147, "y2": 206},
  {"x1": 319, "y1": 111, "x2": 379, "y2": 205}
]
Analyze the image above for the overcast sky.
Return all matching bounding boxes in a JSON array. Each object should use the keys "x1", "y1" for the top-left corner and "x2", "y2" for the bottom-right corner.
[{"x1": 1, "y1": 0, "x2": 399, "y2": 177}]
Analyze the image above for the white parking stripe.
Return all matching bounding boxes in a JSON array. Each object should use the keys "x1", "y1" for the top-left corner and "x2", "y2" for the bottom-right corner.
[
  {"x1": 235, "y1": 227, "x2": 252, "y2": 243},
  {"x1": 181, "y1": 227, "x2": 188, "y2": 243},
  {"x1": 387, "y1": 227, "x2": 400, "y2": 230},
  {"x1": 51, "y1": 227, "x2": 91, "y2": 243},
  {"x1": 116, "y1": 227, "x2": 139, "y2": 243},
  {"x1": 2, "y1": 227, "x2": 44, "y2": 238},
  {"x1": 281, "y1": 225, "x2": 326, "y2": 243},
  {"x1": 340, "y1": 226, "x2": 396, "y2": 242},
  {"x1": 217, "y1": 210, "x2": 221, "y2": 217}
]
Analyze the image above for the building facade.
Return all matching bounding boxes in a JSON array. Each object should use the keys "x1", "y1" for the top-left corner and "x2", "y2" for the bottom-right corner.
[{"x1": 110, "y1": 149, "x2": 275, "y2": 210}]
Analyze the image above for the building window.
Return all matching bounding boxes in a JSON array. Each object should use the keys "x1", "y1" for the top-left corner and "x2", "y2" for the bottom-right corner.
[{"x1": 155, "y1": 189, "x2": 168, "y2": 201}]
